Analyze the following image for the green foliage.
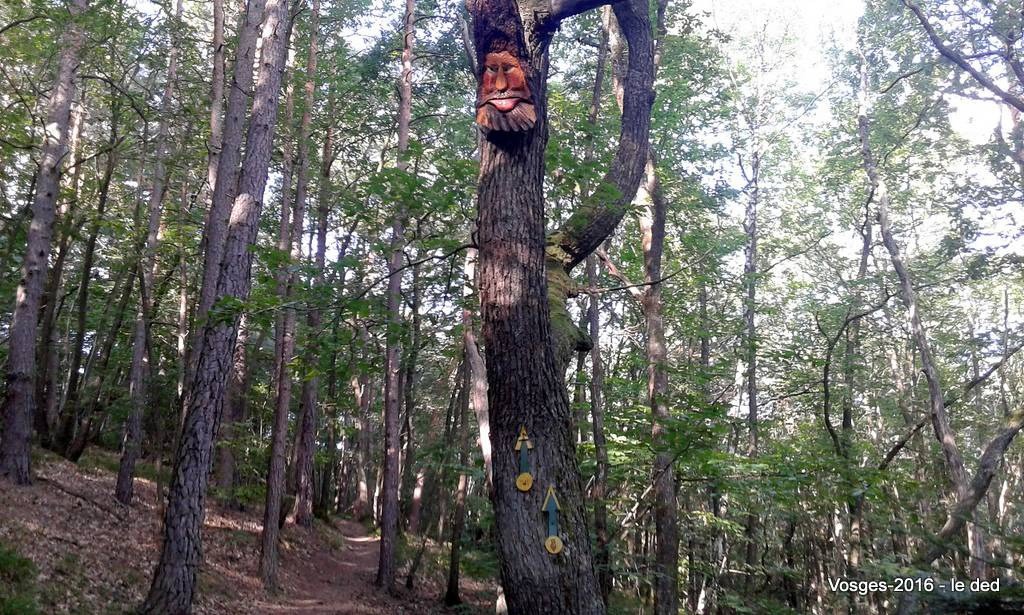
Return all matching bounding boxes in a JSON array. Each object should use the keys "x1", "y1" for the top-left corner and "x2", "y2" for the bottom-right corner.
[{"x1": 0, "y1": 542, "x2": 39, "y2": 615}]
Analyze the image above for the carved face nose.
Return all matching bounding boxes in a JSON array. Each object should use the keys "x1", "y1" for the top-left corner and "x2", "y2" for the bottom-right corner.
[{"x1": 495, "y1": 69, "x2": 508, "y2": 92}]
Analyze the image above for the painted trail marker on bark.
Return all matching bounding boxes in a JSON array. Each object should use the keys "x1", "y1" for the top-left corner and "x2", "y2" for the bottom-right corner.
[
  {"x1": 515, "y1": 425, "x2": 533, "y2": 492},
  {"x1": 542, "y1": 485, "x2": 563, "y2": 554}
]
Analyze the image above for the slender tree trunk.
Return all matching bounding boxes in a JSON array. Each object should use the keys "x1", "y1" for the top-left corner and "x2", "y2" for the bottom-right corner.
[
  {"x1": 444, "y1": 356, "x2": 472, "y2": 605},
  {"x1": 268, "y1": 59, "x2": 296, "y2": 419},
  {"x1": 35, "y1": 91, "x2": 88, "y2": 447},
  {"x1": 399, "y1": 264, "x2": 421, "y2": 528},
  {"x1": 141, "y1": 0, "x2": 294, "y2": 607},
  {"x1": 588, "y1": 254, "x2": 612, "y2": 606},
  {"x1": 215, "y1": 314, "x2": 251, "y2": 508},
  {"x1": 463, "y1": 248, "x2": 492, "y2": 489},
  {"x1": 259, "y1": 29, "x2": 307, "y2": 596},
  {"x1": 204, "y1": 0, "x2": 226, "y2": 204},
  {"x1": 292, "y1": 10, "x2": 324, "y2": 526},
  {"x1": 638, "y1": 159, "x2": 678, "y2": 615},
  {"x1": 843, "y1": 204, "x2": 872, "y2": 576},
  {"x1": 0, "y1": 0, "x2": 89, "y2": 484},
  {"x1": 376, "y1": 0, "x2": 415, "y2": 591},
  {"x1": 856, "y1": 49, "x2": 1020, "y2": 584},
  {"x1": 741, "y1": 147, "x2": 760, "y2": 583},
  {"x1": 351, "y1": 365, "x2": 373, "y2": 521},
  {"x1": 191, "y1": 0, "x2": 267, "y2": 341},
  {"x1": 115, "y1": 0, "x2": 182, "y2": 505}
]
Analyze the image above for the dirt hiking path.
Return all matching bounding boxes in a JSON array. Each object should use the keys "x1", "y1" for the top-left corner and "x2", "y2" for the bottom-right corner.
[{"x1": 0, "y1": 451, "x2": 492, "y2": 614}]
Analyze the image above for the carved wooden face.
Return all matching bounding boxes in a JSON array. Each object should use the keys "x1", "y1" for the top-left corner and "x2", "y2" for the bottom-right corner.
[{"x1": 476, "y1": 51, "x2": 536, "y2": 133}]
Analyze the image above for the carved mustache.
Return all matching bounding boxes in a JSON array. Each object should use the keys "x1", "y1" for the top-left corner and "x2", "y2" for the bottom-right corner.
[
  {"x1": 475, "y1": 97, "x2": 537, "y2": 133},
  {"x1": 477, "y1": 88, "x2": 534, "y2": 108}
]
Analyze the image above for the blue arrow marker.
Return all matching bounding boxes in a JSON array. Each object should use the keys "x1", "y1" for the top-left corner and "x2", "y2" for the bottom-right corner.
[
  {"x1": 542, "y1": 485, "x2": 560, "y2": 537},
  {"x1": 519, "y1": 444, "x2": 530, "y2": 475}
]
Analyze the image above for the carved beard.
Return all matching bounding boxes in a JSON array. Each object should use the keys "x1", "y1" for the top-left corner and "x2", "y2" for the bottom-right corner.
[{"x1": 475, "y1": 93, "x2": 537, "y2": 133}]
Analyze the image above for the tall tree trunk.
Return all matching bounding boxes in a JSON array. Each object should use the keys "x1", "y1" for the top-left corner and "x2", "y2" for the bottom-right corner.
[
  {"x1": 191, "y1": 0, "x2": 267, "y2": 351},
  {"x1": 443, "y1": 354, "x2": 472, "y2": 605},
  {"x1": 463, "y1": 248, "x2": 492, "y2": 489},
  {"x1": 739, "y1": 139, "x2": 761, "y2": 587},
  {"x1": 115, "y1": 0, "x2": 182, "y2": 505},
  {"x1": 582, "y1": 14, "x2": 611, "y2": 603},
  {"x1": 639, "y1": 159, "x2": 678, "y2": 615},
  {"x1": 35, "y1": 91, "x2": 88, "y2": 448},
  {"x1": 141, "y1": 0, "x2": 294, "y2": 608},
  {"x1": 0, "y1": 0, "x2": 89, "y2": 484},
  {"x1": 291, "y1": 10, "x2": 324, "y2": 526},
  {"x1": 376, "y1": 0, "x2": 414, "y2": 591},
  {"x1": 259, "y1": 30, "x2": 308, "y2": 597},
  {"x1": 842, "y1": 201, "x2": 872, "y2": 580},
  {"x1": 399, "y1": 263, "x2": 421, "y2": 529},
  {"x1": 469, "y1": 0, "x2": 653, "y2": 609},
  {"x1": 588, "y1": 255, "x2": 611, "y2": 606},
  {"x1": 855, "y1": 47, "x2": 1020, "y2": 583},
  {"x1": 215, "y1": 314, "x2": 251, "y2": 508},
  {"x1": 204, "y1": 0, "x2": 226, "y2": 205},
  {"x1": 351, "y1": 362, "x2": 373, "y2": 521}
]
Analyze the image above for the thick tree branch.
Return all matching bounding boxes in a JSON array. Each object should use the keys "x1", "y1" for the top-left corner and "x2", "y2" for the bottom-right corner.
[
  {"x1": 904, "y1": 0, "x2": 1024, "y2": 113},
  {"x1": 547, "y1": 0, "x2": 655, "y2": 271},
  {"x1": 917, "y1": 406, "x2": 1024, "y2": 567},
  {"x1": 550, "y1": 0, "x2": 609, "y2": 22}
]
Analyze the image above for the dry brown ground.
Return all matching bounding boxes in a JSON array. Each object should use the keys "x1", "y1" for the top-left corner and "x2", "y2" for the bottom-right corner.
[{"x1": 0, "y1": 450, "x2": 494, "y2": 614}]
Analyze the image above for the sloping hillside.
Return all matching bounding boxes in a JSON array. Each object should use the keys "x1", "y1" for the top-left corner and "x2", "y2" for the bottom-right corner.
[{"x1": 0, "y1": 450, "x2": 493, "y2": 614}]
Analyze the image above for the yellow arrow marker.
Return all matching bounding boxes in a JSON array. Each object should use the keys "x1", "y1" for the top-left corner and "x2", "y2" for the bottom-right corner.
[
  {"x1": 543, "y1": 485, "x2": 562, "y2": 554},
  {"x1": 514, "y1": 425, "x2": 534, "y2": 450},
  {"x1": 515, "y1": 426, "x2": 534, "y2": 492},
  {"x1": 542, "y1": 485, "x2": 561, "y2": 511}
]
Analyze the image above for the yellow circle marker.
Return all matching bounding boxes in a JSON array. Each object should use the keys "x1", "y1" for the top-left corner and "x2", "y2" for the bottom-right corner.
[
  {"x1": 515, "y1": 472, "x2": 534, "y2": 492},
  {"x1": 544, "y1": 536, "x2": 563, "y2": 555}
]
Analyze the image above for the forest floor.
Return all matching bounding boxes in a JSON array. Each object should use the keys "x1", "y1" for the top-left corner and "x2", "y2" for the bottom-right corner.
[{"x1": 0, "y1": 449, "x2": 495, "y2": 614}]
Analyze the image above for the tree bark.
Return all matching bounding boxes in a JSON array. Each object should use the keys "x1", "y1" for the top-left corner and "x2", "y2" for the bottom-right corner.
[
  {"x1": 351, "y1": 359, "x2": 374, "y2": 521},
  {"x1": 1, "y1": 0, "x2": 89, "y2": 485},
  {"x1": 375, "y1": 0, "x2": 415, "y2": 591},
  {"x1": 399, "y1": 263, "x2": 421, "y2": 529},
  {"x1": 292, "y1": 15, "x2": 325, "y2": 526},
  {"x1": 141, "y1": 0, "x2": 294, "y2": 608},
  {"x1": 463, "y1": 248, "x2": 492, "y2": 489},
  {"x1": 443, "y1": 355, "x2": 472, "y2": 605},
  {"x1": 115, "y1": 0, "x2": 182, "y2": 505},
  {"x1": 204, "y1": 0, "x2": 226, "y2": 204},
  {"x1": 191, "y1": 0, "x2": 267, "y2": 341},
  {"x1": 259, "y1": 24, "x2": 305, "y2": 595},
  {"x1": 638, "y1": 159, "x2": 678, "y2": 615},
  {"x1": 588, "y1": 254, "x2": 611, "y2": 606},
  {"x1": 469, "y1": 0, "x2": 652, "y2": 610},
  {"x1": 215, "y1": 314, "x2": 252, "y2": 509},
  {"x1": 35, "y1": 91, "x2": 88, "y2": 448}
]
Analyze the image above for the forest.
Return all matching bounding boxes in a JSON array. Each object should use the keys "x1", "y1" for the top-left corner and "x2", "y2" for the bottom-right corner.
[{"x1": 0, "y1": 0, "x2": 1022, "y2": 612}]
